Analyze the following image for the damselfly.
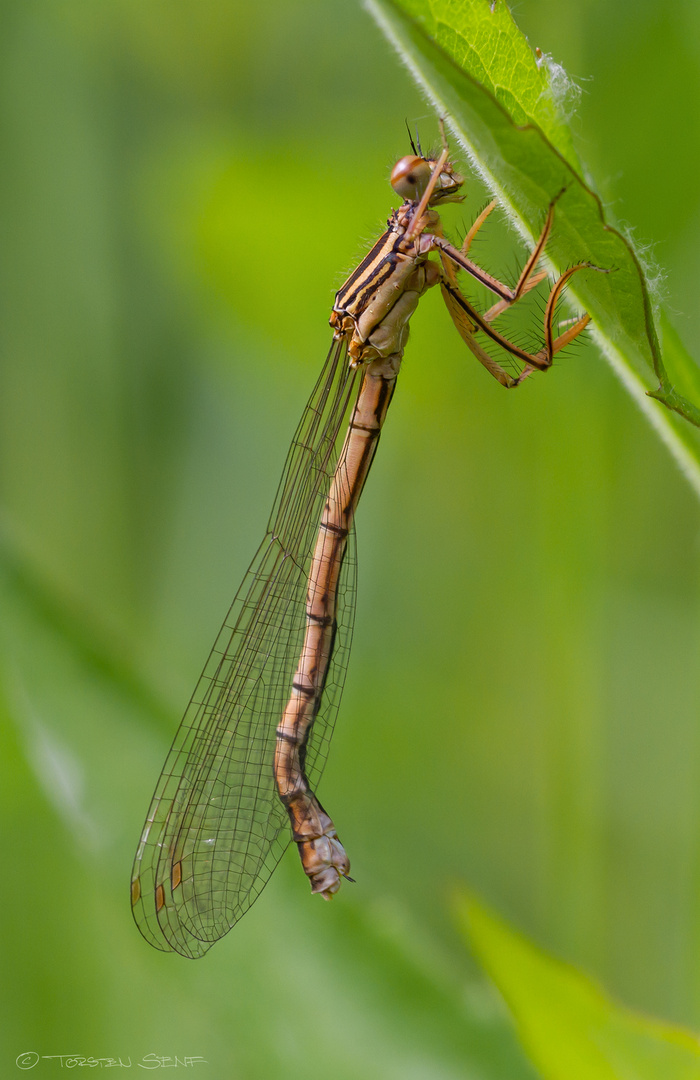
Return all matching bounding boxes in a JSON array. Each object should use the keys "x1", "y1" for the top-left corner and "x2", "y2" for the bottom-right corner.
[{"x1": 131, "y1": 125, "x2": 600, "y2": 957}]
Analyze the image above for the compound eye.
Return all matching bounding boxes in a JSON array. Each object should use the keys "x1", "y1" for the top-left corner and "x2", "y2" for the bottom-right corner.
[{"x1": 390, "y1": 155, "x2": 432, "y2": 200}]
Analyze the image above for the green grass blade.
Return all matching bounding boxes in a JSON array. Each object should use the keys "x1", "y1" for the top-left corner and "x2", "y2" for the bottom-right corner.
[
  {"x1": 364, "y1": 0, "x2": 700, "y2": 494},
  {"x1": 457, "y1": 892, "x2": 700, "y2": 1080}
]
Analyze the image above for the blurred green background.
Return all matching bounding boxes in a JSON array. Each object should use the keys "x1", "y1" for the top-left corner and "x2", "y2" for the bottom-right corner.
[{"x1": 2, "y1": 0, "x2": 700, "y2": 1076}]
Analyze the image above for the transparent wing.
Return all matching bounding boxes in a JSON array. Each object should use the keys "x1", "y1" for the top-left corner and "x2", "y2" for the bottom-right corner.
[{"x1": 131, "y1": 337, "x2": 360, "y2": 956}]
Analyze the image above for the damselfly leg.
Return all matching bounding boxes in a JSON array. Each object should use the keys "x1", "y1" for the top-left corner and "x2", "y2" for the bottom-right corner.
[{"x1": 432, "y1": 189, "x2": 602, "y2": 387}]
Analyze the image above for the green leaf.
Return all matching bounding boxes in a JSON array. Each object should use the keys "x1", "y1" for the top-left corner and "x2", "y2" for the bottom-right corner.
[
  {"x1": 649, "y1": 311, "x2": 700, "y2": 427},
  {"x1": 379, "y1": 0, "x2": 581, "y2": 168},
  {"x1": 457, "y1": 892, "x2": 700, "y2": 1080},
  {"x1": 364, "y1": 0, "x2": 700, "y2": 494}
]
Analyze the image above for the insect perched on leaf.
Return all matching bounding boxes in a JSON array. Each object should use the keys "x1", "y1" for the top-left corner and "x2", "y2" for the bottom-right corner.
[{"x1": 131, "y1": 121, "x2": 602, "y2": 957}]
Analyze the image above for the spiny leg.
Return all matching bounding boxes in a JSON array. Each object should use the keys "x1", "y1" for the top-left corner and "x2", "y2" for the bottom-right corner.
[
  {"x1": 441, "y1": 261, "x2": 603, "y2": 388},
  {"x1": 435, "y1": 183, "x2": 605, "y2": 386},
  {"x1": 532, "y1": 262, "x2": 601, "y2": 366},
  {"x1": 485, "y1": 260, "x2": 599, "y2": 382},
  {"x1": 434, "y1": 188, "x2": 566, "y2": 306},
  {"x1": 442, "y1": 197, "x2": 547, "y2": 308},
  {"x1": 440, "y1": 277, "x2": 532, "y2": 388},
  {"x1": 461, "y1": 199, "x2": 498, "y2": 257}
]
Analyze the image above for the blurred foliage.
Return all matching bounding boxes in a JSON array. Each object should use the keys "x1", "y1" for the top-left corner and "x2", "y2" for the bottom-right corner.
[
  {"x1": 460, "y1": 892, "x2": 700, "y2": 1080},
  {"x1": 1, "y1": 0, "x2": 700, "y2": 1076}
]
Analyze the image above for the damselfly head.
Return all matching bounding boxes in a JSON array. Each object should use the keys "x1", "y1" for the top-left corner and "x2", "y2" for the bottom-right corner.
[{"x1": 390, "y1": 154, "x2": 464, "y2": 205}]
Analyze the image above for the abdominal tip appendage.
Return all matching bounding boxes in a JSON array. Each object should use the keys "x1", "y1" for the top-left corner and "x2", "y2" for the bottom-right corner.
[{"x1": 310, "y1": 865, "x2": 342, "y2": 898}]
